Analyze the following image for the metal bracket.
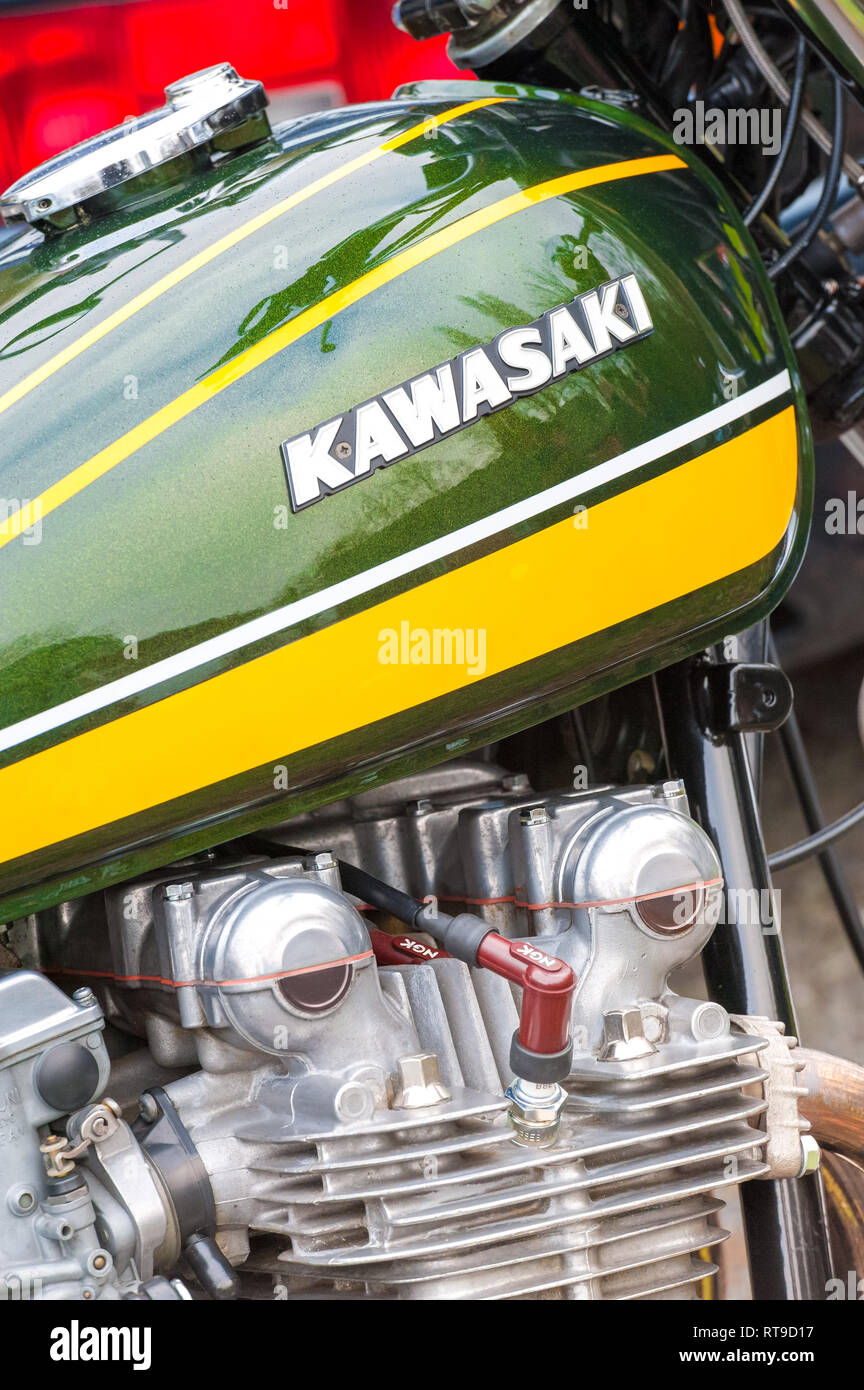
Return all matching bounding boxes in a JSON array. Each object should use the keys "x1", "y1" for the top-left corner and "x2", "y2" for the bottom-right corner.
[
  {"x1": 67, "y1": 1100, "x2": 169, "y2": 1280},
  {"x1": 696, "y1": 661, "x2": 793, "y2": 740}
]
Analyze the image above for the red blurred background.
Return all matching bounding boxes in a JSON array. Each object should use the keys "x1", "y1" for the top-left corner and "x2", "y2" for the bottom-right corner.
[{"x1": 0, "y1": 0, "x2": 466, "y2": 192}]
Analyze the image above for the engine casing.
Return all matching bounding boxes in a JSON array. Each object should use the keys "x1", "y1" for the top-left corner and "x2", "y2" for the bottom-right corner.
[{"x1": 6, "y1": 769, "x2": 790, "y2": 1300}]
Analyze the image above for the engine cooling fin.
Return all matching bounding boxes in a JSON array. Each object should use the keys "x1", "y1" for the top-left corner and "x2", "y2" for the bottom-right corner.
[{"x1": 233, "y1": 958, "x2": 770, "y2": 1300}]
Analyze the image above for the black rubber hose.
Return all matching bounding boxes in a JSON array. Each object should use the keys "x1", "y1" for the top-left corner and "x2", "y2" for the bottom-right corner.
[
  {"x1": 768, "y1": 70, "x2": 847, "y2": 279},
  {"x1": 243, "y1": 834, "x2": 427, "y2": 927},
  {"x1": 242, "y1": 835, "x2": 496, "y2": 964},
  {"x1": 743, "y1": 36, "x2": 808, "y2": 227},
  {"x1": 774, "y1": 708, "x2": 864, "y2": 970},
  {"x1": 768, "y1": 800, "x2": 864, "y2": 870},
  {"x1": 332, "y1": 858, "x2": 427, "y2": 928}
]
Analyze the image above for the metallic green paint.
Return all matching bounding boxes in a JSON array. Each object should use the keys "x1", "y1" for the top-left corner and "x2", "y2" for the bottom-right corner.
[
  {"x1": 0, "y1": 80, "x2": 811, "y2": 919},
  {"x1": 774, "y1": 0, "x2": 864, "y2": 96}
]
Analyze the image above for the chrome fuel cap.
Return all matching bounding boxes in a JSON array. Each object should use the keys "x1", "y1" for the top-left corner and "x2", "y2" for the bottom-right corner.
[{"x1": 0, "y1": 62, "x2": 269, "y2": 227}]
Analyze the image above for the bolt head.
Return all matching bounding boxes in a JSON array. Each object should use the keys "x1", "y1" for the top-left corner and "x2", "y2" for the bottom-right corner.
[
  {"x1": 138, "y1": 1094, "x2": 159, "y2": 1123},
  {"x1": 798, "y1": 1134, "x2": 821, "y2": 1176},
  {"x1": 306, "y1": 850, "x2": 336, "y2": 871},
  {"x1": 393, "y1": 1052, "x2": 451, "y2": 1109},
  {"x1": 598, "y1": 1007, "x2": 657, "y2": 1062},
  {"x1": 165, "y1": 882, "x2": 194, "y2": 901}
]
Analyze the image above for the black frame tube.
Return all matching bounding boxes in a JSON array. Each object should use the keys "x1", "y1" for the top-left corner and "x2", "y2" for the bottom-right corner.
[{"x1": 656, "y1": 645, "x2": 834, "y2": 1301}]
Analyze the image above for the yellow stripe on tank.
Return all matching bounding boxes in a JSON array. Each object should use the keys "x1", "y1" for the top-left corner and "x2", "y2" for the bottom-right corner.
[
  {"x1": 0, "y1": 152, "x2": 686, "y2": 552},
  {"x1": 0, "y1": 97, "x2": 509, "y2": 421},
  {"x1": 0, "y1": 405, "x2": 797, "y2": 864}
]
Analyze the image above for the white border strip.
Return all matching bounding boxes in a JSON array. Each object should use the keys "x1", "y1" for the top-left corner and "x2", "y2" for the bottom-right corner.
[{"x1": 0, "y1": 369, "x2": 792, "y2": 757}]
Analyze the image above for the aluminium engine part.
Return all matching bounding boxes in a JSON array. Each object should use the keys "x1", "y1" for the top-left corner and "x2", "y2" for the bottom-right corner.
[
  {"x1": 729, "y1": 1016, "x2": 816, "y2": 1179},
  {"x1": 0, "y1": 973, "x2": 137, "y2": 1300},
  {"x1": 5, "y1": 771, "x2": 812, "y2": 1299}
]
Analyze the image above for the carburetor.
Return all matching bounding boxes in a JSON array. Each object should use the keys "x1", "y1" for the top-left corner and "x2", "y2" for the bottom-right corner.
[{"x1": 0, "y1": 971, "x2": 125, "y2": 1299}]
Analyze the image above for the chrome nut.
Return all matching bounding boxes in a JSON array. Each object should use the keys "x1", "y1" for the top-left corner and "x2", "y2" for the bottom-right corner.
[
  {"x1": 505, "y1": 1077, "x2": 567, "y2": 1148},
  {"x1": 797, "y1": 1134, "x2": 821, "y2": 1177},
  {"x1": 392, "y1": 1052, "x2": 451, "y2": 1110},
  {"x1": 598, "y1": 1007, "x2": 657, "y2": 1062}
]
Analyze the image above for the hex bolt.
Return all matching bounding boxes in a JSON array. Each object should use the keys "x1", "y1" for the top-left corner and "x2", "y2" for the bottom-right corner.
[
  {"x1": 392, "y1": 1053, "x2": 451, "y2": 1109},
  {"x1": 305, "y1": 851, "x2": 336, "y2": 871},
  {"x1": 519, "y1": 806, "x2": 549, "y2": 827},
  {"x1": 798, "y1": 1135, "x2": 821, "y2": 1177},
  {"x1": 598, "y1": 1007, "x2": 657, "y2": 1062},
  {"x1": 165, "y1": 882, "x2": 194, "y2": 901},
  {"x1": 72, "y1": 986, "x2": 96, "y2": 1006}
]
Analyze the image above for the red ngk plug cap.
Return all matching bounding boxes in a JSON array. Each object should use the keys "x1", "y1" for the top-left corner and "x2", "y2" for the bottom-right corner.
[
  {"x1": 369, "y1": 909, "x2": 575, "y2": 1084},
  {"x1": 368, "y1": 929, "x2": 448, "y2": 966},
  {"x1": 476, "y1": 933, "x2": 575, "y2": 1061}
]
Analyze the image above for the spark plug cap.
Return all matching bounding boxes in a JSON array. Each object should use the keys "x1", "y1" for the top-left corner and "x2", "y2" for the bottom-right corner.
[{"x1": 510, "y1": 1032, "x2": 573, "y2": 1084}]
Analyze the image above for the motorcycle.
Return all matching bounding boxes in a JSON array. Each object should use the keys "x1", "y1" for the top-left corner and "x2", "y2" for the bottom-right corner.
[{"x1": 0, "y1": 0, "x2": 863, "y2": 1302}]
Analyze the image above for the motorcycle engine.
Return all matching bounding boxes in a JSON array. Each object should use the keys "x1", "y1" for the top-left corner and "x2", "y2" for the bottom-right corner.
[{"x1": 0, "y1": 763, "x2": 808, "y2": 1301}]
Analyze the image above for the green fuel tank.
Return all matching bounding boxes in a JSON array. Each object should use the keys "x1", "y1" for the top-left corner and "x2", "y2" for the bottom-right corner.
[{"x1": 0, "y1": 65, "x2": 811, "y2": 919}]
